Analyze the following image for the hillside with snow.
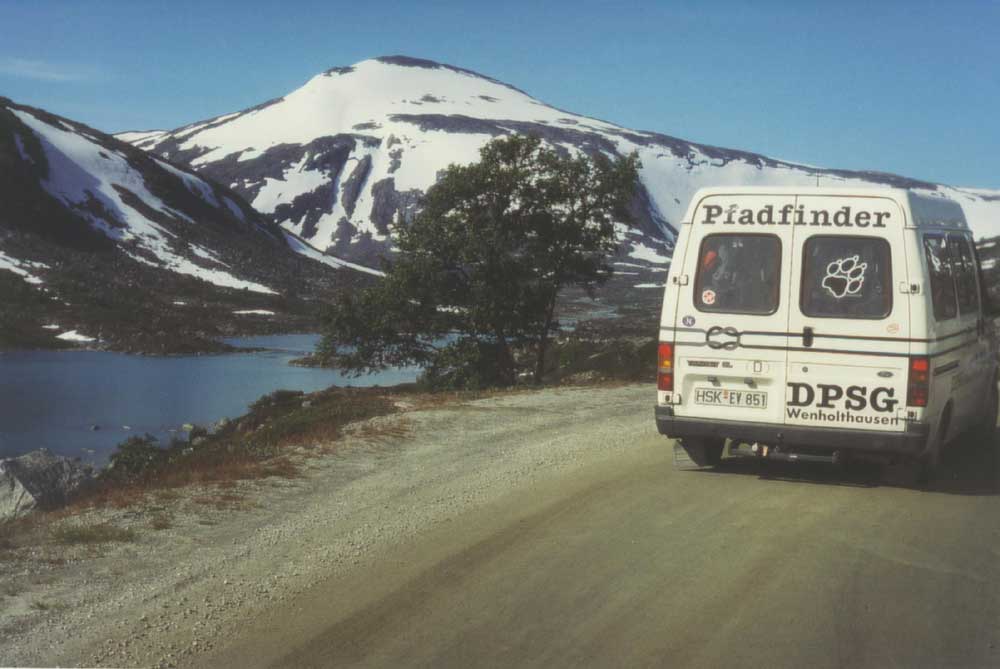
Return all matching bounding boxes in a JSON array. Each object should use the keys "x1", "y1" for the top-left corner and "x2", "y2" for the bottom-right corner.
[
  {"x1": 123, "y1": 55, "x2": 1000, "y2": 274},
  {"x1": 0, "y1": 98, "x2": 360, "y2": 352}
]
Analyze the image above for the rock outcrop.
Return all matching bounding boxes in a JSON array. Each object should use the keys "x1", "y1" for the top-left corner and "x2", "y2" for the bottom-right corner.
[{"x1": 0, "y1": 449, "x2": 95, "y2": 520}]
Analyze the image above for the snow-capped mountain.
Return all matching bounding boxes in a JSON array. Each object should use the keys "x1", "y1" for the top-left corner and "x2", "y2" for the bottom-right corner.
[
  {"x1": 0, "y1": 97, "x2": 359, "y2": 352},
  {"x1": 121, "y1": 55, "x2": 1000, "y2": 270}
]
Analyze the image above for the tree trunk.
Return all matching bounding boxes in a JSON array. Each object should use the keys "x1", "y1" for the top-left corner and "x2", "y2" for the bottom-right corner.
[
  {"x1": 533, "y1": 295, "x2": 558, "y2": 385},
  {"x1": 494, "y1": 329, "x2": 516, "y2": 386}
]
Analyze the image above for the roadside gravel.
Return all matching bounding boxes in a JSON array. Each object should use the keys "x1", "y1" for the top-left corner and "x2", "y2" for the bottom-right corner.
[{"x1": 0, "y1": 383, "x2": 654, "y2": 668}]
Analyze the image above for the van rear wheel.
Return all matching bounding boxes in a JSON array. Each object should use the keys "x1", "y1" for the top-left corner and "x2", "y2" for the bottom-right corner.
[
  {"x1": 702, "y1": 438, "x2": 725, "y2": 466},
  {"x1": 678, "y1": 437, "x2": 726, "y2": 468},
  {"x1": 975, "y1": 377, "x2": 999, "y2": 445},
  {"x1": 915, "y1": 407, "x2": 950, "y2": 488}
]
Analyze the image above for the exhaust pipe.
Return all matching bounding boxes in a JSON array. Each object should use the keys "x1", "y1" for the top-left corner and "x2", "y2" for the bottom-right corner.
[{"x1": 748, "y1": 443, "x2": 843, "y2": 466}]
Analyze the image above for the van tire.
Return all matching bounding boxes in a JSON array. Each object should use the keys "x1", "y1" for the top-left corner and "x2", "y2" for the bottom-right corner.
[
  {"x1": 975, "y1": 376, "x2": 999, "y2": 446},
  {"x1": 679, "y1": 437, "x2": 726, "y2": 468},
  {"x1": 917, "y1": 407, "x2": 951, "y2": 487},
  {"x1": 702, "y1": 437, "x2": 726, "y2": 467}
]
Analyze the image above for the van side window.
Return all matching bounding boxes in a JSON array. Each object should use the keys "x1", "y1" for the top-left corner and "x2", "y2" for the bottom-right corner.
[
  {"x1": 694, "y1": 234, "x2": 781, "y2": 315},
  {"x1": 975, "y1": 238, "x2": 1000, "y2": 312},
  {"x1": 923, "y1": 234, "x2": 958, "y2": 321},
  {"x1": 948, "y1": 234, "x2": 979, "y2": 316},
  {"x1": 800, "y1": 236, "x2": 891, "y2": 319}
]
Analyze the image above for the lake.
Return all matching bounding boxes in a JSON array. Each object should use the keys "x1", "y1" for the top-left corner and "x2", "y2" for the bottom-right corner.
[{"x1": 0, "y1": 334, "x2": 419, "y2": 465}]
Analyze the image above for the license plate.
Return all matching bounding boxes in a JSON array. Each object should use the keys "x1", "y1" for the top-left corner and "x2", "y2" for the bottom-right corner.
[{"x1": 694, "y1": 387, "x2": 767, "y2": 409}]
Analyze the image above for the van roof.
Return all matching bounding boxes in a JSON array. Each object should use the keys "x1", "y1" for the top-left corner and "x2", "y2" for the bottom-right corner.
[{"x1": 687, "y1": 186, "x2": 969, "y2": 231}]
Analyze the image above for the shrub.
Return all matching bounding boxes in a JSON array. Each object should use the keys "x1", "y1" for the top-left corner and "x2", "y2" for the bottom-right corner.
[
  {"x1": 250, "y1": 389, "x2": 304, "y2": 412},
  {"x1": 105, "y1": 434, "x2": 167, "y2": 482},
  {"x1": 419, "y1": 338, "x2": 509, "y2": 390}
]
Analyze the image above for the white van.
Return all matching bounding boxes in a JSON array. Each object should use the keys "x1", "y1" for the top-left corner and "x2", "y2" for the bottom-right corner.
[{"x1": 655, "y1": 187, "x2": 999, "y2": 478}]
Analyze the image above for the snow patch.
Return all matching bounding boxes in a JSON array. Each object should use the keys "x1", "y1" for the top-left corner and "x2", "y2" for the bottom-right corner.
[
  {"x1": 190, "y1": 244, "x2": 230, "y2": 268},
  {"x1": 114, "y1": 129, "x2": 166, "y2": 145},
  {"x1": 233, "y1": 309, "x2": 275, "y2": 316},
  {"x1": 628, "y1": 243, "x2": 670, "y2": 265},
  {"x1": 126, "y1": 251, "x2": 276, "y2": 294},
  {"x1": 252, "y1": 155, "x2": 329, "y2": 214},
  {"x1": 0, "y1": 250, "x2": 47, "y2": 285},
  {"x1": 56, "y1": 330, "x2": 96, "y2": 342},
  {"x1": 283, "y1": 231, "x2": 385, "y2": 277}
]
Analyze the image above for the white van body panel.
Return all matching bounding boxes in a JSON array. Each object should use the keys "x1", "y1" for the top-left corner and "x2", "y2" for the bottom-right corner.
[
  {"x1": 657, "y1": 187, "x2": 998, "y2": 462},
  {"x1": 784, "y1": 194, "x2": 910, "y2": 434}
]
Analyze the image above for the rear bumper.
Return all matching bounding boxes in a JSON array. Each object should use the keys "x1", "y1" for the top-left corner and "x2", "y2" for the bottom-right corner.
[{"x1": 655, "y1": 406, "x2": 929, "y2": 455}]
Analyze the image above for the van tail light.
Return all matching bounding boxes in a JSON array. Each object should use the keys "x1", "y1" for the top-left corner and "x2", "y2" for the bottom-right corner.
[
  {"x1": 657, "y1": 342, "x2": 675, "y2": 391},
  {"x1": 907, "y1": 356, "x2": 930, "y2": 407}
]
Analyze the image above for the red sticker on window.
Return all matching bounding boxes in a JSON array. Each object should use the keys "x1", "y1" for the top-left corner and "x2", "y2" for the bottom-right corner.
[{"x1": 702, "y1": 289, "x2": 716, "y2": 305}]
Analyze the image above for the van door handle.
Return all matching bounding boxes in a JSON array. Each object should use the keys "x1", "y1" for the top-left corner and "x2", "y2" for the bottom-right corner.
[{"x1": 803, "y1": 326, "x2": 814, "y2": 348}]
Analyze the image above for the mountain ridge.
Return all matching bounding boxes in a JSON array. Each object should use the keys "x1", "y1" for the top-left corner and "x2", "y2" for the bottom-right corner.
[
  {"x1": 0, "y1": 97, "x2": 365, "y2": 352},
  {"x1": 120, "y1": 55, "x2": 1000, "y2": 278}
]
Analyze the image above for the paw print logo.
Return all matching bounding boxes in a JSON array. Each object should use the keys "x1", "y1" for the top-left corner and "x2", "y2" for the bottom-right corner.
[{"x1": 822, "y1": 255, "x2": 867, "y2": 299}]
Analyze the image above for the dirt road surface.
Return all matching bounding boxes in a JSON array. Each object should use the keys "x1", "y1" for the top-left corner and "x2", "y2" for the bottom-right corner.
[{"x1": 5, "y1": 384, "x2": 1000, "y2": 668}]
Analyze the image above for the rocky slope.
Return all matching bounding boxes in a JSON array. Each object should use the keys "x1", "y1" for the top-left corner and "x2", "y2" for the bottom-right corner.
[
  {"x1": 0, "y1": 98, "x2": 370, "y2": 352},
  {"x1": 123, "y1": 55, "x2": 1000, "y2": 282}
]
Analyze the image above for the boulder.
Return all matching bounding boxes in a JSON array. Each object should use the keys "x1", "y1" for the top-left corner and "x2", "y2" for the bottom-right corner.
[{"x1": 0, "y1": 449, "x2": 95, "y2": 521}]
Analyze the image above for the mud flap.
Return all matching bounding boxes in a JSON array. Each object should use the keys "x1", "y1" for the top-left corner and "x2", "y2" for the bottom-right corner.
[{"x1": 673, "y1": 441, "x2": 712, "y2": 470}]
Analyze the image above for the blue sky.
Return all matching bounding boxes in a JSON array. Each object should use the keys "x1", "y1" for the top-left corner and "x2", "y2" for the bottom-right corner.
[{"x1": 1, "y1": 0, "x2": 997, "y2": 188}]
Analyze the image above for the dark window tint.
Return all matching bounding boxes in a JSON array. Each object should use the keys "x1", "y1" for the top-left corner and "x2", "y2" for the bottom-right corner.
[
  {"x1": 948, "y1": 234, "x2": 979, "y2": 315},
  {"x1": 924, "y1": 234, "x2": 957, "y2": 321},
  {"x1": 975, "y1": 240, "x2": 1000, "y2": 312},
  {"x1": 801, "y1": 236, "x2": 892, "y2": 319},
  {"x1": 694, "y1": 234, "x2": 781, "y2": 315}
]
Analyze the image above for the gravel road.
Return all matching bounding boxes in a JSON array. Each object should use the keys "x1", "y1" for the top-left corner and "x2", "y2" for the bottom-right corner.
[{"x1": 4, "y1": 383, "x2": 1000, "y2": 668}]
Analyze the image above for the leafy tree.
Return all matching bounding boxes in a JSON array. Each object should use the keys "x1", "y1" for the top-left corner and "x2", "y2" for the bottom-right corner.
[{"x1": 319, "y1": 134, "x2": 640, "y2": 387}]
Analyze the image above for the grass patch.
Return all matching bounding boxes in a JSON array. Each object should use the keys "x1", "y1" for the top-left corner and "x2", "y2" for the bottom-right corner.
[
  {"x1": 51, "y1": 522, "x2": 137, "y2": 545},
  {"x1": 192, "y1": 490, "x2": 253, "y2": 511},
  {"x1": 0, "y1": 514, "x2": 49, "y2": 557},
  {"x1": 66, "y1": 386, "x2": 401, "y2": 514},
  {"x1": 352, "y1": 416, "x2": 414, "y2": 443},
  {"x1": 148, "y1": 514, "x2": 173, "y2": 530},
  {"x1": 30, "y1": 599, "x2": 67, "y2": 611}
]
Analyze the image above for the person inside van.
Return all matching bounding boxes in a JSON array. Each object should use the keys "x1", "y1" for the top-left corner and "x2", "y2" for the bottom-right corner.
[{"x1": 696, "y1": 235, "x2": 780, "y2": 314}]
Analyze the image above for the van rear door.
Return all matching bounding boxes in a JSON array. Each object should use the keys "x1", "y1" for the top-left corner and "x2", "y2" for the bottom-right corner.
[
  {"x1": 671, "y1": 194, "x2": 796, "y2": 426},
  {"x1": 785, "y1": 194, "x2": 910, "y2": 433}
]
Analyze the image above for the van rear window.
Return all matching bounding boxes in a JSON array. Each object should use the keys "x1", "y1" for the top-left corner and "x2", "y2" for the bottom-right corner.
[
  {"x1": 800, "y1": 236, "x2": 891, "y2": 319},
  {"x1": 694, "y1": 234, "x2": 780, "y2": 315}
]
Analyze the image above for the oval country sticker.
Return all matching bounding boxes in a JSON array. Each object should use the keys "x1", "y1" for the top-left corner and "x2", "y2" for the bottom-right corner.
[
  {"x1": 682, "y1": 315, "x2": 696, "y2": 327},
  {"x1": 702, "y1": 289, "x2": 716, "y2": 306}
]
